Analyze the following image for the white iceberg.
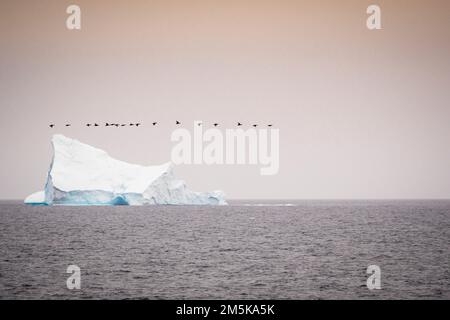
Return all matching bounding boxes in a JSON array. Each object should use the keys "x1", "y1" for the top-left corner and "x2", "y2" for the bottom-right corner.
[
  {"x1": 25, "y1": 134, "x2": 227, "y2": 206},
  {"x1": 24, "y1": 191, "x2": 46, "y2": 205}
]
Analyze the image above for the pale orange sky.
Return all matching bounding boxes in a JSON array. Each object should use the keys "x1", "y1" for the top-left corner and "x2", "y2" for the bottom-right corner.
[{"x1": 1, "y1": 0, "x2": 450, "y2": 199}]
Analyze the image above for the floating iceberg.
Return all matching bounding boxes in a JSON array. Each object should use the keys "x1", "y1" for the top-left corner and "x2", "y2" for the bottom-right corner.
[{"x1": 25, "y1": 135, "x2": 227, "y2": 206}]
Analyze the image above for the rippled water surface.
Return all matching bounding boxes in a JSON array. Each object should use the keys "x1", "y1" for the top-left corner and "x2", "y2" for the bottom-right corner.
[{"x1": 0, "y1": 200, "x2": 449, "y2": 299}]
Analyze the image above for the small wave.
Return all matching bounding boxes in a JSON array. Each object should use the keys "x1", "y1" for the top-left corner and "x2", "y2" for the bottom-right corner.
[{"x1": 243, "y1": 204, "x2": 296, "y2": 207}]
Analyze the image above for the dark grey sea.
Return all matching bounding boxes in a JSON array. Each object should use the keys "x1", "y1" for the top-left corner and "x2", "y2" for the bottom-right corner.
[{"x1": 0, "y1": 200, "x2": 449, "y2": 299}]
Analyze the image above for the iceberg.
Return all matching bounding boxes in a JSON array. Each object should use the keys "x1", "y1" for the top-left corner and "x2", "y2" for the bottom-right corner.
[
  {"x1": 24, "y1": 191, "x2": 47, "y2": 205},
  {"x1": 25, "y1": 134, "x2": 227, "y2": 206}
]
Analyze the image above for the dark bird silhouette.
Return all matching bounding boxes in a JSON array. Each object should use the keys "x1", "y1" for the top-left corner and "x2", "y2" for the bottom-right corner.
[
  {"x1": 49, "y1": 124, "x2": 55, "y2": 128},
  {"x1": 237, "y1": 122, "x2": 242, "y2": 126},
  {"x1": 136, "y1": 123, "x2": 141, "y2": 127},
  {"x1": 176, "y1": 120, "x2": 181, "y2": 125},
  {"x1": 197, "y1": 122, "x2": 202, "y2": 126},
  {"x1": 94, "y1": 123, "x2": 99, "y2": 127},
  {"x1": 268, "y1": 124, "x2": 273, "y2": 127},
  {"x1": 105, "y1": 123, "x2": 110, "y2": 127},
  {"x1": 86, "y1": 124, "x2": 91, "y2": 127},
  {"x1": 129, "y1": 123, "x2": 135, "y2": 126},
  {"x1": 65, "y1": 124, "x2": 71, "y2": 127},
  {"x1": 121, "y1": 124, "x2": 126, "y2": 127},
  {"x1": 253, "y1": 124, "x2": 258, "y2": 127},
  {"x1": 114, "y1": 124, "x2": 119, "y2": 127},
  {"x1": 213, "y1": 123, "x2": 219, "y2": 127},
  {"x1": 152, "y1": 122, "x2": 157, "y2": 126}
]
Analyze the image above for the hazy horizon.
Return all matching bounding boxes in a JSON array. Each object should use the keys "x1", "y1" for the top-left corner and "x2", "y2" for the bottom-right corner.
[{"x1": 1, "y1": 0, "x2": 450, "y2": 200}]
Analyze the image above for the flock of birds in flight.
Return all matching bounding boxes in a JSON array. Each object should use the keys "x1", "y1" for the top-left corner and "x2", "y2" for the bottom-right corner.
[{"x1": 49, "y1": 121, "x2": 273, "y2": 128}]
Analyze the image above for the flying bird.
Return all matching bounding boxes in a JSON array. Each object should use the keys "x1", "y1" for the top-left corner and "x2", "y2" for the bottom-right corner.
[
  {"x1": 152, "y1": 122, "x2": 157, "y2": 126},
  {"x1": 176, "y1": 120, "x2": 181, "y2": 125},
  {"x1": 94, "y1": 123, "x2": 99, "y2": 127},
  {"x1": 213, "y1": 123, "x2": 219, "y2": 127},
  {"x1": 268, "y1": 124, "x2": 273, "y2": 127},
  {"x1": 136, "y1": 123, "x2": 141, "y2": 127},
  {"x1": 105, "y1": 123, "x2": 110, "y2": 127},
  {"x1": 253, "y1": 124, "x2": 258, "y2": 127},
  {"x1": 86, "y1": 124, "x2": 91, "y2": 127},
  {"x1": 237, "y1": 122, "x2": 242, "y2": 126},
  {"x1": 49, "y1": 124, "x2": 55, "y2": 128},
  {"x1": 65, "y1": 124, "x2": 71, "y2": 127}
]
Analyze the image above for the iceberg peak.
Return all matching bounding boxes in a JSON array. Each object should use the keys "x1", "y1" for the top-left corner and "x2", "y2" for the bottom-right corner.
[{"x1": 25, "y1": 134, "x2": 227, "y2": 206}]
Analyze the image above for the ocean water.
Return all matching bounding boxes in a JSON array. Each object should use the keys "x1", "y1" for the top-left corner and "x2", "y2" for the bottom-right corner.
[{"x1": 0, "y1": 200, "x2": 449, "y2": 300}]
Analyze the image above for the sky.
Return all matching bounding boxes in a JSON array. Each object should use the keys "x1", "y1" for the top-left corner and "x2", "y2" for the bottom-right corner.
[{"x1": 1, "y1": 0, "x2": 450, "y2": 200}]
